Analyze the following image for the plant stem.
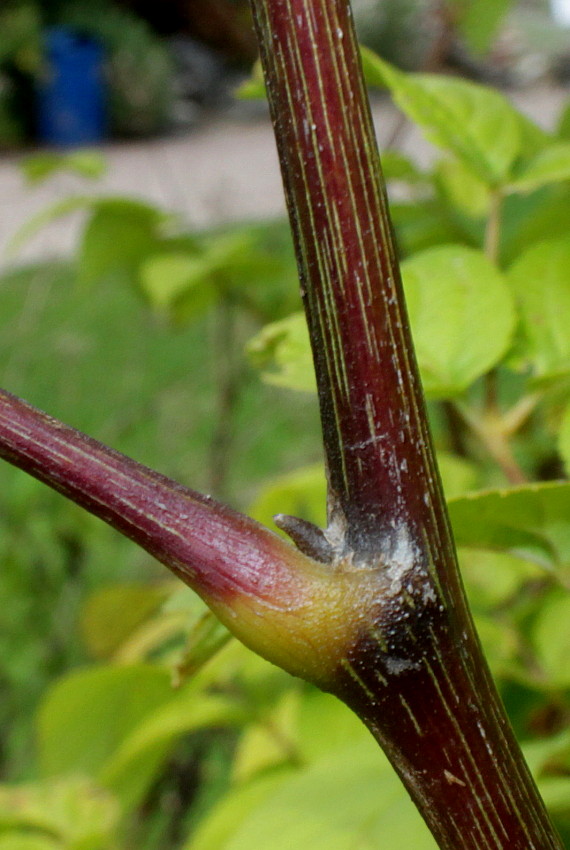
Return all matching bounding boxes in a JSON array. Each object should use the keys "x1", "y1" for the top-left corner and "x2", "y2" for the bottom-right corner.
[
  {"x1": 484, "y1": 189, "x2": 504, "y2": 266},
  {"x1": 249, "y1": 0, "x2": 562, "y2": 847}
]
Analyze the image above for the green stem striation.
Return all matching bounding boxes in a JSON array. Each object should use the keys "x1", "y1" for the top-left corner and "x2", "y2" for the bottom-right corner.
[{"x1": 249, "y1": 0, "x2": 563, "y2": 847}]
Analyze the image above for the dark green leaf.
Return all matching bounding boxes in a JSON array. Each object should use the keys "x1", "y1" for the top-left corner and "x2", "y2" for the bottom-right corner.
[{"x1": 449, "y1": 482, "x2": 570, "y2": 574}]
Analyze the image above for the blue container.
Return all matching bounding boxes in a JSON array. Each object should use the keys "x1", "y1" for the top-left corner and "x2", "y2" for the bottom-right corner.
[{"x1": 37, "y1": 26, "x2": 106, "y2": 147}]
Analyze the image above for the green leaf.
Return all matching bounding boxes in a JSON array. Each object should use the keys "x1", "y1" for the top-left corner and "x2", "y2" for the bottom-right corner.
[
  {"x1": 380, "y1": 150, "x2": 426, "y2": 184},
  {"x1": 222, "y1": 741, "x2": 437, "y2": 850},
  {"x1": 532, "y1": 591, "x2": 570, "y2": 688},
  {"x1": 508, "y1": 143, "x2": 570, "y2": 193},
  {"x1": 37, "y1": 664, "x2": 172, "y2": 781},
  {"x1": 236, "y1": 60, "x2": 266, "y2": 100},
  {"x1": 188, "y1": 770, "x2": 296, "y2": 850},
  {"x1": 296, "y1": 690, "x2": 370, "y2": 763},
  {"x1": 0, "y1": 838, "x2": 58, "y2": 850},
  {"x1": 247, "y1": 312, "x2": 316, "y2": 393},
  {"x1": 80, "y1": 583, "x2": 170, "y2": 660},
  {"x1": 560, "y1": 400, "x2": 570, "y2": 476},
  {"x1": 140, "y1": 252, "x2": 217, "y2": 314},
  {"x1": 538, "y1": 777, "x2": 570, "y2": 820},
  {"x1": 78, "y1": 199, "x2": 166, "y2": 287},
  {"x1": 523, "y1": 728, "x2": 570, "y2": 778},
  {"x1": 101, "y1": 688, "x2": 246, "y2": 806},
  {"x1": 0, "y1": 777, "x2": 119, "y2": 850},
  {"x1": 247, "y1": 246, "x2": 516, "y2": 400},
  {"x1": 232, "y1": 690, "x2": 299, "y2": 782},
  {"x1": 460, "y1": 549, "x2": 543, "y2": 610},
  {"x1": 472, "y1": 613, "x2": 519, "y2": 677},
  {"x1": 435, "y1": 158, "x2": 491, "y2": 218},
  {"x1": 362, "y1": 51, "x2": 545, "y2": 186},
  {"x1": 507, "y1": 237, "x2": 570, "y2": 381},
  {"x1": 456, "y1": 0, "x2": 511, "y2": 55},
  {"x1": 402, "y1": 245, "x2": 516, "y2": 397},
  {"x1": 139, "y1": 232, "x2": 254, "y2": 318},
  {"x1": 7, "y1": 196, "x2": 96, "y2": 257},
  {"x1": 500, "y1": 187, "x2": 570, "y2": 266},
  {"x1": 449, "y1": 482, "x2": 570, "y2": 575},
  {"x1": 556, "y1": 100, "x2": 570, "y2": 141},
  {"x1": 248, "y1": 463, "x2": 326, "y2": 532},
  {"x1": 437, "y1": 451, "x2": 481, "y2": 499},
  {"x1": 390, "y1": 198, "x2": 465, "y2": 257},
  {"x1": 21, "y1": 151, "x2": 107, "y2": 184}
]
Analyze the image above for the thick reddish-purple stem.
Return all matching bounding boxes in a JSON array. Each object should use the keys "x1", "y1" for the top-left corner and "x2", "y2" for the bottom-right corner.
[
  {"x1": 249, "y1": 0, "x2": 564, "y2": 848},
  {"x1": 251, "y1": 0, "x2": 440, "y2": 556}
]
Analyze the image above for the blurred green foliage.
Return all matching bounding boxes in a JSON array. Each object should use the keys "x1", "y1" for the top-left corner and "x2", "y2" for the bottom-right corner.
[
  {"x1": 0, "y1": 0, "x2": 174, "y2": 147},
  {"x1": 1, "y1": 49, "x2": 570, "y2": 850}
]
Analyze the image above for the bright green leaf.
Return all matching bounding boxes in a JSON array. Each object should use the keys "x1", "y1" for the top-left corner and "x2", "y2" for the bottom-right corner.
[
  {"x1": 456, "y1": 0, "x2": 511, "y2": 55},
  {"x1": 236, "y1": 59, "x2": 265, "y2": 100},
  {"x1": 188, "y1": 770, "x2": 296, "y2": 850},
  {"x1": 80, "y1": 582, "x2": 170, "y2": 660},
  {"x1": 101, "y1": 689, "x2": 246, "y2": 806},
  {"x1": 507, "y1": 238, "x2": 570, "y2": 381},
  {"x1": 472, "y1": 613, "x2": 519, "y2": 676},
  {"x1": 508, "y1": 143, "x2": 570, "y2": 193},
  {"x1": 7, "y1": 195, "x2": 96, "y2": 257},
  {"x1": 501, "y1": 187, "x2": 570, "y2": 266},
  {"x1": 362, "y1": 51, "x2": 545, "y2": 186},
  {"x1": 437, "y1": 451, "x2": 481, "y2": 499},
  {"x1": 557, "y1": 100, "x2": 570, "y2": 141},
  {"x1": 247, "y1": 312, "x2": 316, "y2": 393},
  {"x1": 232, "y1": 690, "x2": 299, "y2": 783},
  {"x1": 435, "y1": 158, "x2": 491, "y2": 217},
  {"x1": 449, "y1": 482, "x2": 570, "y2": 574},
  {"x1": 78, "y1": 199, "x2": 165, "y2": 287},
  {"x1": 296, "y1": 690, "x2": 370, "y2": 763},
  {"x1": 37, "y1": 664, "x2": 172, "y2": 780},
  {"x1": 560, "y1": 401, "x2": 570, "y2": 476},
  {"x1": 248, "y1": 463, "x2": 326, "y2": 532},
  {"x1": 460, "y1": 548, "x2": 543, "y2": 610},
  {"x1": 523, "y1": 728, "x2": 570, "y2": 778},
  {"x1": 0, "y1": 837, "x2": 58, "y2": 850},
  {"x1": 402, "y1": 245, "x2": 516, "y2": 397},
  {"x1": 538, "y1": 777, "x2": 570, "y2": 819},
  {"x1": 139, "y1": 232, "x2": 254, "y2": 318},
  {"x1": 223, "y1": 741, "x2": 437, "y2": 850},
  {"x1": 380, "y1": 150, "x2": 426, "y2": 184},
  {"x1": 0, "y1": 777, "x2": 119, "y2": 850},
  {"x1": 21, "y1": 151, "x2": 107, "y2": 184},
  {"x1": 140, "y1": 252, "x2": 217, "y2": 314},
  {"x1": 247, "y1": 246, "x2": 516, "y2": 399},
  {"x1": 532, "y1": 592, "x2": 570, "y2": 688}
]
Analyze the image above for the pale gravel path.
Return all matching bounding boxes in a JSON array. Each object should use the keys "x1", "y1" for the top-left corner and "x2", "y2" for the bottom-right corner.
[{"x1": 0, "y1": 84, "x2": 567, "y2": 266}]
